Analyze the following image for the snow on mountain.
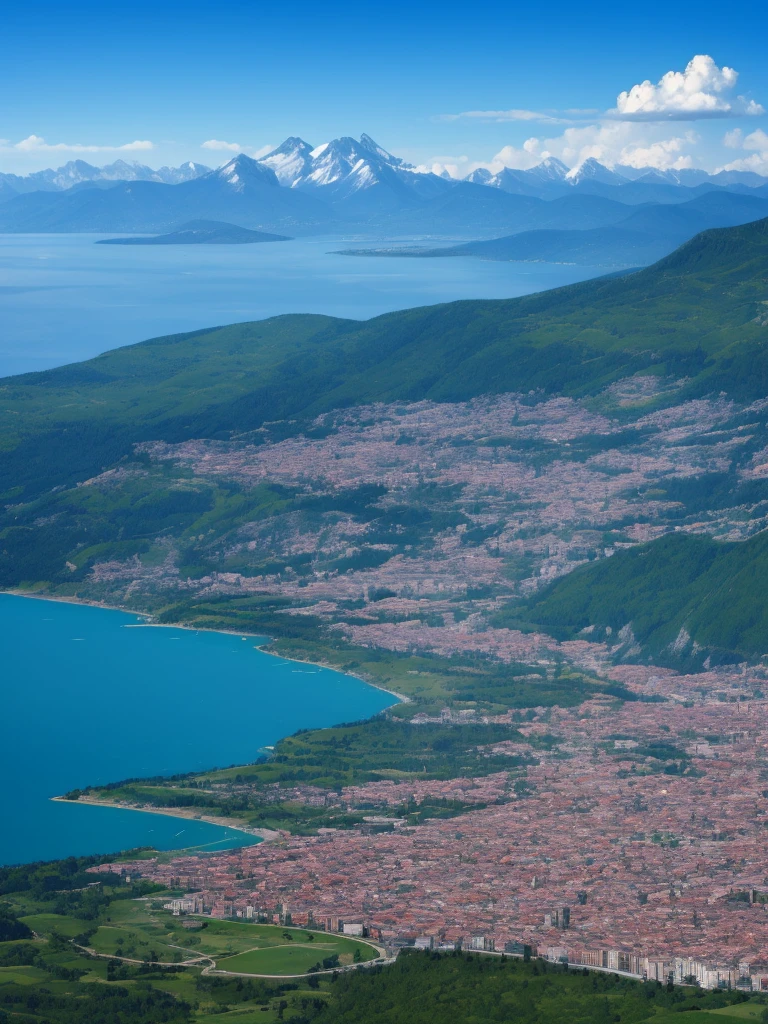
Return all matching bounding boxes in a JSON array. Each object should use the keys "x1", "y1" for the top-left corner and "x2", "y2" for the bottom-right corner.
[
  {"x1": 465, "y1": 158, "x2": 570, "y2": 198},
  {"x1": 465, "y1": 168, "x2": 492, "y2": 185},
  {"x1": 258, "y1": 138, "x2": 315, "y2": 185},
  {"x1": 303, "y1": 137, "x2": 381, "y2": 188},
  {"x1": 614, "y1": 166, "x2": 709, "y2": 187},
  {"x1": 154, "y1": 162, "x2": 211, "y2": 184},
  {"x1": 213, "y1": 154, "x2": 280, "y2": 191},
  {"x1": 0, "y1": 159, "x2": 211, "y2": 196},
  {"x1": 526, "y1": 157, "x2": 570, "y2": 183},
  {"x1": 259, "y1": 134, "x2": 423, "y2": 201},
  {"x1": 565, "y1": 158, "x2": 628, "y2": 185}
]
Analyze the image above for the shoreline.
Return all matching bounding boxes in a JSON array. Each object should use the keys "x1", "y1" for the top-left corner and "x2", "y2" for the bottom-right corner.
[
  {"x1": 50, "y1": 795, "x2": 281, "y2": 844},
  {"x1": 3, "y1": 588, "x2": 409, "y2": 707},
  {"x1": 4, "y1": 589, "x2": 408, "y2": 856}
]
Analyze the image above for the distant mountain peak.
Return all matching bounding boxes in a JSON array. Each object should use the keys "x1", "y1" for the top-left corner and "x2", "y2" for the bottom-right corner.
[
  {"x1": 466, "y1": 168, "x2": 492, "y2": 184},
  {"x1": 259, "y1": 137, "x2": 315, "y2": 186},
  {"x1": 215, "y1": 154, "x2": 279, "y2": 190},
  {"x1": 566, "y1": 158, "x2": 627, "y2": 185},
  {"x1": 529, "y1": 156, "x2": 569, "y2": 181},
  {"x1": 257, "y1": 133, "x2": 414, "y2": 194}
]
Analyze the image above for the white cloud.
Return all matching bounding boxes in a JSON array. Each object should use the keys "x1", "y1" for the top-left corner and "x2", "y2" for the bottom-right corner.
[
  {"x1": 426, "y1": 140, "x2": 550, "y2": 178},
  {"x1": 737, "y1": 128, "x2": 768, "y2": 152},
  {"x1": 4, "y1": 135, "x2": 153, "y2": 154},
  {"x1": 201, "y1": 139, "x2": 241, "y2": 152},
  {"x1": 250, "y1": 144, "x2": 275, "y2": 159},
  {"x1": 717, "y1": 128, "x2": 768, "y2": 175},
  {"x1": 460, "y1": 123, "x2": 703, "y2": 179},
  {"x1": 435, "y1": 109, "x2": 566, "y2": 124},
  {"x1": 549, "y1": 124, "x2": 700, "y2": 170},
  {"x1": 723, "y1": 128, "x2": 743, "y2": 148},
  {"x1": 613, "y1": 138, "x2": 695, "y2": 170},
  {"x1": 488, "y1": 138, "x2": 551, "y2": 171},
  {"x1": 612, "y1": 55, "x2": 764, "y2": 120}
]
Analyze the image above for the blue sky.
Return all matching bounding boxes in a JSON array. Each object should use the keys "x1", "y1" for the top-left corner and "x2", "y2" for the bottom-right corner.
[{"x1": 2, "y1": 0, "x2": 768, "y2": 176}]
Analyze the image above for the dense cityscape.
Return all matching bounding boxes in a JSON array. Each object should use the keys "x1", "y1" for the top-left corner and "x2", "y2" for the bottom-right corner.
[{"x1": 95, "y1": 662, "x2": 768, "y2": 990}]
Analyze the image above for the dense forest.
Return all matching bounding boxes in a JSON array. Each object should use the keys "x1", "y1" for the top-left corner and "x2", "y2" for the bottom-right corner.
[{"x1": 520, "y1": 530, "x2": 768, "y2": 669}]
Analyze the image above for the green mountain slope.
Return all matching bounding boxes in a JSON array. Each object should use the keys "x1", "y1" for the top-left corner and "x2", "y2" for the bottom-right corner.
[
  {"x1": 2, "y1": 218, "x2": 768, "y2": 502},
  {"x1": 519, "y1": 529, "x2": 768, "y2": 668}
]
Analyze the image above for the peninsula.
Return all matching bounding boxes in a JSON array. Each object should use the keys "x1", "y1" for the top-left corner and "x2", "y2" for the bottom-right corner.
[{"x1": 97, "y1": 219, "x2": 292, "y2": 245}]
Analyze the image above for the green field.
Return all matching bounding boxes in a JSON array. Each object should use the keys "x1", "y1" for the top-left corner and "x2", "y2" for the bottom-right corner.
[
  {"x1": 76, "y1": 900, "x2": 379, "y2": 974},
  {"x1": 709, "y1": 1005, "x2": 768, "y2": 1019},
  {"x1": 218, "y1": 935, "x2": 376, "y2": 975},
  {"x1": 19, "y1": 911, "x2": 87, "y2": 937},
  {"x1": 652, "y1": 1014, "x2": 758, "y2": 1024}
]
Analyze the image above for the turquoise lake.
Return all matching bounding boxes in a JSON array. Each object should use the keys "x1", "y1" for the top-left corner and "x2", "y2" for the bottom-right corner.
[
  {"x1": 0, "y1": 233, "x2": 605, "y2": 376},
  {"x1": 0, "y1": 593, "x2": 395, "y2": 866}
]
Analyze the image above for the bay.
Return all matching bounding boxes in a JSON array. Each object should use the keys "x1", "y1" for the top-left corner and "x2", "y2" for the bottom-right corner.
[
  {"x1": 0, "y1": 593, "x2": 395, "y2": 866},
  {"x1": 0, "y1": 233, "x2": 606, "y2": 377}
]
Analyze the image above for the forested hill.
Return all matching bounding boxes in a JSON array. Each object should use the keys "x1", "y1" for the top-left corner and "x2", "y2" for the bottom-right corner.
[
  {"x1": 519, "y1": 530, "x2": 768, "y2": 669},
  {"x1": 2, "y1": 216, "x2": 768, "y2": 501}
]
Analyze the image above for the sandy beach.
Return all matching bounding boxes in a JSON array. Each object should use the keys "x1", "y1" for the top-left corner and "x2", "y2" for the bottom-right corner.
[{"x1": 51, "y1": 794, "x2": 281, "y2": 843}]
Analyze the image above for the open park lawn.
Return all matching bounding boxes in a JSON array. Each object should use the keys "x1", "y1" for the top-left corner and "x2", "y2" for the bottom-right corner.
[{"x1": 75, "y1": 899, "x2": 378, "y2": 974}]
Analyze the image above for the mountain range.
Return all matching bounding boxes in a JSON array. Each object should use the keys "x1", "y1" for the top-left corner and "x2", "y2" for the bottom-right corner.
[
  {"x1": 1, "y1": 135, "x2": 767, "y2": 244},
  {"x1": 0, "y1": 158, "x2": 210, "y2": 198}
]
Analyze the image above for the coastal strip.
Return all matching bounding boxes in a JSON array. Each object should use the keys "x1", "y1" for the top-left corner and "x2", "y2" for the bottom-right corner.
[
  {"x1": 7, "y1": 589, "x2": 409, "y2": 707},
  {"x1": 50, "y1": 794, "x2": 280, "y2": 843}
]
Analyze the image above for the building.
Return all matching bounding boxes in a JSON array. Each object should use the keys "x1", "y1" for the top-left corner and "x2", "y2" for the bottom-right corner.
[{"x1": 544, "y1": 907, "x2": 570, "y2": 930}]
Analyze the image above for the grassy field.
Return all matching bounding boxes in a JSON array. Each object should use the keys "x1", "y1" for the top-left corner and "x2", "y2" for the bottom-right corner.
[
  {"x1": 20, "y1": 911, "x2": 90, "y2": 937},
  {"x1": 218, "y1": 935, "x2": 375, "y2": 975},
  {"x1": 709, "y1": 1005, "x2": 768, "y2": 1019},
  {"x1": 79, "y1": 900, "x2": 379, "y2": 974},
  {"x1": 652, "y1": 1014, "x2": 759, "y2": 1024}
]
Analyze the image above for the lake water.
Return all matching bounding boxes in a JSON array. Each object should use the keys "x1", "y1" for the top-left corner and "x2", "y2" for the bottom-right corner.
[
  {"x1": 0, "y1": 234, "x2": 606, "y2": 377},
  {"x1": 0, "y1": 593, "x2": 395, "y2": 866}
]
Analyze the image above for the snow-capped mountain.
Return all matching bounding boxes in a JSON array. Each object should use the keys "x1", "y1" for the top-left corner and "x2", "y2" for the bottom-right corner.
[
  {"x1": 261, "y1": 134, "x2": 409, "y2": 191},
  {"x1": 526, "y1": 157, "x2": 570, "y2": 184},
  {"x1": 486, "y1": 160, "x2": 569, "y2": 198},
  {"x1": 258, "y1": 138, "x2": 315, "y2": 185},
  {"x1": 257, "y1": 134, "x2": 450, "y2": 214},
  {"x1": 467, "y1": 158, "x2": 571, "y2": 198},
  {"x1": 0, "y1": 159, "x2": 211, "y2": 198},
  {"x1": 1, "y1": 131, "x2": 767, "y2": 233},
  {"x1": 465, "y1": 168, "x2": 493, "y2": 185},
  {"x1": 154, "y1": 161, "x2": 212, "y2": 184},
  {"x1": 565, "y1": 158, "x2": 628, "y2": 186},
  {"x1": 212, "y1": 153, "x2": 281, "y2": 191}
]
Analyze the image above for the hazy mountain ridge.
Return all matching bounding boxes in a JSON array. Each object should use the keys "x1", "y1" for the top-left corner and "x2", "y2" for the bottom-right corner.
[
  {"x1": 1, "y1": 134, "x2": 766, "y2": 238},
  {"x1": 0, "y1": 158, "x2": 211, "y2": 196},
  {"x1": 337, "y1": 190, "x2": 768, "y2": 266}
]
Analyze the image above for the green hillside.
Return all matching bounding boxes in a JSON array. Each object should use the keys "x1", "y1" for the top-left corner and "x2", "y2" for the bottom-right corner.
[
  {"x1": 519, "y1": 530, "x2": 768, "y2": 668},
  {"x1": 311, "y1": 950, "x2": 758, "y2": 1024},
  {"x1": 2, "y1": 217, "x2": 768, "y2": 503}
]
